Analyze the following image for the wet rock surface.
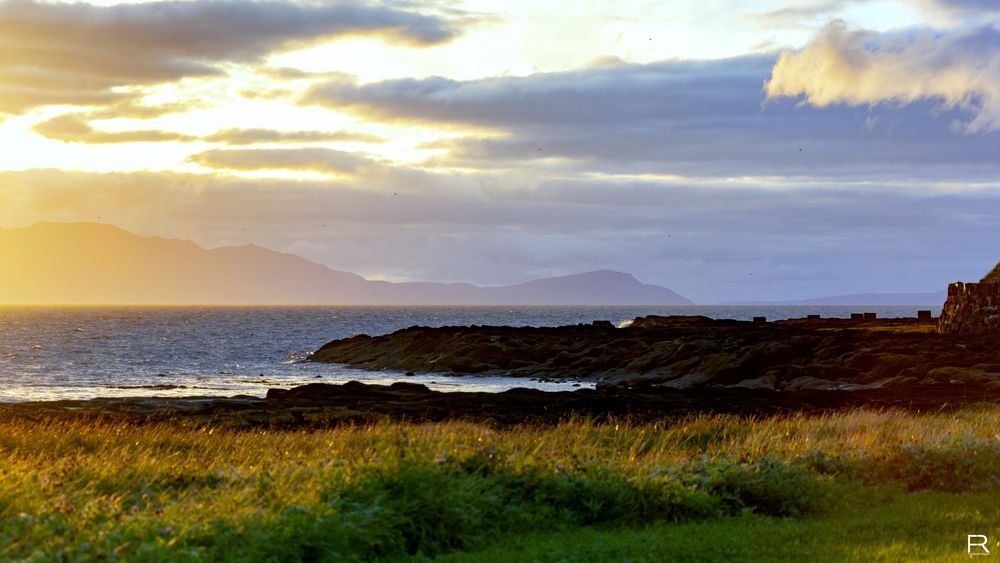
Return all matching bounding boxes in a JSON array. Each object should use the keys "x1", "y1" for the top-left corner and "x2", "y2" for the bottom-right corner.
[
  {"x1": 262, "y1": 380, "x2": 1000, "y2": 423},
  {"x1": 308, "y1": 315, "x2": 999, "y2": 391}
]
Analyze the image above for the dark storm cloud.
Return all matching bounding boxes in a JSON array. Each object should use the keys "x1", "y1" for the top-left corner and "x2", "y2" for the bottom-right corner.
[
  {"x1": 304, "y1": 54, "x2": 1000, "y2": 179},
  {"x1": 304, "y1": 58, "x2": 769, "y2": 128},
  {"x1": 0, "y1": 0, "x2": 466, "y2": 114}
]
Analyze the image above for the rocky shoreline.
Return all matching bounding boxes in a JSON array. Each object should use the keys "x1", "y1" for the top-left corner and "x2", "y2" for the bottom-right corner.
[
  {"x1": 5, "y1": 313, "x2": 998, "y2": 426},
  {"x1": 307, "y1": 314, "x2": 1000, "y2": 392},
  {"x1": 6, "y1": 378, "x2": 1000, "y2": 427}
]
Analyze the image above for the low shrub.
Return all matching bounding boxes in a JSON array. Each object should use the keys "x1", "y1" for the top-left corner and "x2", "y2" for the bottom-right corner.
[{"x1": 668, "y1": 456, "x2": 828, "y2": 517}]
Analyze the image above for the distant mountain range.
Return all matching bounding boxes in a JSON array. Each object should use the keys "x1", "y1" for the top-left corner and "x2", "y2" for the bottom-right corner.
[
  {"x1": 0, "y1": 222, "x2": 693, "y2": 305},
  {"x1": 733, "y1": 291, "x2": 947, "y2": 306}
]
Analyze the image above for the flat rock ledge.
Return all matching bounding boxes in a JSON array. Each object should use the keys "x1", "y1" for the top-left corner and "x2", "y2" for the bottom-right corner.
[
  {"x1": 5, "y1": 378, "x2": 1000, "y2": 426},
  {"x1": 262, "y1": 380, "x2": 1000, "y2": 422},
  {"x1": 307, "y1": 315, "x2": 996, "y2": 392}
]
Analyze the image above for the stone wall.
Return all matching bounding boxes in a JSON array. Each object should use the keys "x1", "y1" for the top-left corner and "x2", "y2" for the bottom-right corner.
[{"x1": 937, "y1": 282, "x2": 1000, "y2": 334}]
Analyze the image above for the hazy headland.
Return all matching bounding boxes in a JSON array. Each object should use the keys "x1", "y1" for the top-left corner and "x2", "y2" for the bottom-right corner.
[{"x1": 0, "y1": 223, "x2": 691, "y2": 306}]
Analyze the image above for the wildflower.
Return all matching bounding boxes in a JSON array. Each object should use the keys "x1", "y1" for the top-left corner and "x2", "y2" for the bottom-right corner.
[{"x1": 130, "y1": 505, "x2": 140, "y2": 514}]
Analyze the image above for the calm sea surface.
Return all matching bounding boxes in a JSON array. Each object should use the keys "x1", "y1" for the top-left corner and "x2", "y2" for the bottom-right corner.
[{"x1": 0, "y1": 305, "x2": 941, "y2": 402}]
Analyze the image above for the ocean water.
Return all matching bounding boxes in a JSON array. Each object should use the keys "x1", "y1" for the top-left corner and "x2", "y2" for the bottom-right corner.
[{"x1": 0, "y1": 305, "x2": 941, "y2": 402}]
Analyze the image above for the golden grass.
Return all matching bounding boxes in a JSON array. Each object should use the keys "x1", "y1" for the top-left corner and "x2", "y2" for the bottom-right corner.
[{"x1": 1, "y1": 405, "x2": 999, "y2": 559}]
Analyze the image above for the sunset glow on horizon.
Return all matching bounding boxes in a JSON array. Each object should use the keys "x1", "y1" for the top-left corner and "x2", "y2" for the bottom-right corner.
[{"x1": 2, "y1": 0, "x2": 1000, "y2": 302}]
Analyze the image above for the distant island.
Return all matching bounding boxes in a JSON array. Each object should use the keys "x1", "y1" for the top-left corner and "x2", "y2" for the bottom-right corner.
[
  {"x1": 0, "y1": 222, "x2": 692, "y2": 305},
  {"x1": 733, "y1": 291, "x2": 946, "y2": 306}
]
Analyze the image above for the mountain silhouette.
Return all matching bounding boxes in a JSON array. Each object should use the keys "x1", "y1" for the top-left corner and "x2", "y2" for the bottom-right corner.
[{"x1": 0, "y1": 222, "x2": 692, "y2": 305}]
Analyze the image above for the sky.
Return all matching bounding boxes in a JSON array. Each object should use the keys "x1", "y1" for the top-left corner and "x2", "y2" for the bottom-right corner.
[{"x1": 1, "y1": 0, "x2": 999, "y2": 303}]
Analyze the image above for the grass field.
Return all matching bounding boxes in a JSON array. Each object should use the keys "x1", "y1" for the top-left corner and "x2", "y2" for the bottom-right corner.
[{"x1": 2, "y1": 405, "x2": 1000, "y2": 561}]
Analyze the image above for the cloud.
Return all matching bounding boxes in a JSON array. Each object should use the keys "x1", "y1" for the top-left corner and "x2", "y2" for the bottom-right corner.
[
  {"x1": 927, "y1": 0, "x2": 1000, "y2": 9},
  {"x1": 0, "y1": 82, "x2": 134, "y2": 115},
  {"x1": 203, "y1": 128, "x2": 384, "y2": 146},
  {"x1": 33, "y1": 114, "x2": 197, "y2": 144},
  {"x1": 753, "y1": 1, "x2": 998, "y2": 27},
  {"x1": 187, "y1": 148, "x2": 378, "y2": 175},
  {"x1": 908, "y1": 0, "x2": 1000, "y2": 18},
  {"x1": 28, "y1": 100, "x2": 209, "y2": 144},
  {"x1": 33, "y1": 115, "x2": 384, "y2": 146},
  {"x1": 304, "y1": 65, "x2": 733, "y2": 127},
  {"x1": 0, "y1": 0, "x2": 465, "y2": 114},
  {"x1": 304, "y1": 54, "x2": 1000, "y2": 180},
  {"x1": 89, "y1": 100, "x2": 207, "y2": 120},
  {"x1": 766, "y1": 20, "x2": 1000, "y2": 132},
  {"x1": 754, "y1": 1, "x2": 859, "y2": 27}
]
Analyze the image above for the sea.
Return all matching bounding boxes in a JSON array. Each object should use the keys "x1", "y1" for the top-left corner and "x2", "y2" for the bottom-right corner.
[{"x1": 0, "y1": 305, "x2": 942, "y2": 402}]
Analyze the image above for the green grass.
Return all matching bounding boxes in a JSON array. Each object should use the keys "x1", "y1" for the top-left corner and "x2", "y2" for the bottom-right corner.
[
  {"x1": 2, "y1": 405, "x2": 1000, "y2": 560},
  {"x1": 438, "y1": 490, "x2": 1000, "y2": 562}
]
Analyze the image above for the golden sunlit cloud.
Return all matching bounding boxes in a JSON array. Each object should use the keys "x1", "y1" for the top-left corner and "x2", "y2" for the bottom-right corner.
[
  {"x1": 187, "y1": 147, "x2": 378, "y2": 175},
  {"x1": 33, "y1": 114, "x2": 197, "y2": 144},
  {"x1": 32, "y1": 113, "x2": 386, "y2": 147},
  {"x1": 0, "y1": 82, "x2": 133, "y2": 115},
  {"x1": 203, "y1": 128, "x2": 384, "y2": 146},
  {"x1": 765, "y1": 19, "x2": 1000, "y2": 132},
  {"x1": 88, "y1": 99, "x2": 208, "y2": 120},
  {"x1": 0, "y1": 0, "x2": 466, "y2": 115}
]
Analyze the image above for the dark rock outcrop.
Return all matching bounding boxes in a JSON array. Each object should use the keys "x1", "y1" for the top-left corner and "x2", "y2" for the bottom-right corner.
[
  {"x1": 9, "y1": 378, "x2": 1000, "y2": 427},
  {"x1": 262, "y1": 380, "x2": 1000, "y2": 423},
  {"x1": 938, "y1": 262, "x2": 1000, "y2": 334},
  {"x1": 303, "y1": 314, "x2": 1000, "y2": 392},
  {"x1": 983, "y1": 263, "x2": 1000, "y2": 284},
  {"x1": 938, "y1": 282, "x2": 1000, "y2": 334}
]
